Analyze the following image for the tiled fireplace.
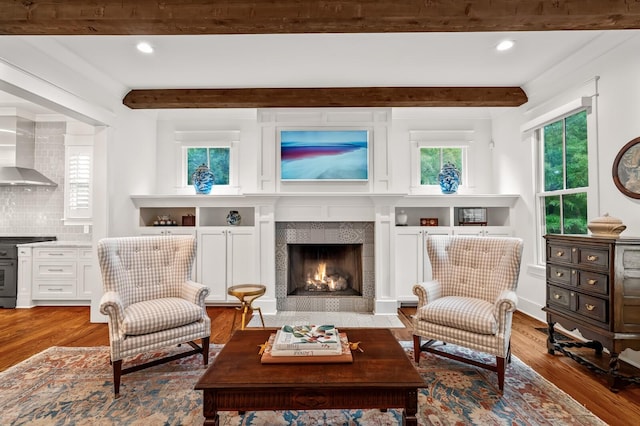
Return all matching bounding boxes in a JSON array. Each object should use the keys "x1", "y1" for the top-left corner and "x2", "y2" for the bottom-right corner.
[{"x1": 275, "y1": 222, "x2": 375, "y2": 312}]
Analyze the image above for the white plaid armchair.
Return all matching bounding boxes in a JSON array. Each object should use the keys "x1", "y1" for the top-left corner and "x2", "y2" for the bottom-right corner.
[
  {"x1": 98, "y1": 235, "x2": 211, "y2": 397},
  {"x1": 412, "y1": 235, "x2": 523, "y2": 391}
]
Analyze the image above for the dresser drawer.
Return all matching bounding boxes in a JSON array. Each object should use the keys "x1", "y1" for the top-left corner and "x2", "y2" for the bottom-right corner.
[
  {"x1": 33, "y1": 281, "x2": 76, "y2": 299},
  {"x1": 577, "y1": 247, "x2": 609, "y2": 270},
  {"x1": 577, "y1": 271, "x2": 609, "y2": 296},
  {"x1": 33, "y1": 248, "x2": 77, "y2": 260},
  {"x1": 547, "y1": 265, "x2": 574, "y2": 286},
  {"x1": 33, "y1": 262, "x2": 77, "y2": 279},
  {"x1": 547, "y1": 285, "x2": 576, "y2": 311},
  {"x1": 548, "y1": 244, "x2": 575, "y2": 265},
  {"x1": 576, "y1": 293, "x2": 608, "y2": 324}
]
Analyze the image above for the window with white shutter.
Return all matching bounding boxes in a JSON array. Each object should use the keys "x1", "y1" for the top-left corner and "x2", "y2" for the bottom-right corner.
[{"x1": 64, "y1": 135, "x2": 93, "y2": 224}]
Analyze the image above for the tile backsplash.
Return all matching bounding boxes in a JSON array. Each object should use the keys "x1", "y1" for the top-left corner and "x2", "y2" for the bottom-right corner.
[{"x1": 0, "y1": 121, "x2": 91, "y2": 241}]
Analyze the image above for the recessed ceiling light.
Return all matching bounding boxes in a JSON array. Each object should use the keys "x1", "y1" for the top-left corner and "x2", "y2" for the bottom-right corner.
[
  {"x1": 136, "y1": 41, "x2": 154, "y2": 54},
  {"x1": 496, "y1": 40, "x2": 515, "y2": 51}
]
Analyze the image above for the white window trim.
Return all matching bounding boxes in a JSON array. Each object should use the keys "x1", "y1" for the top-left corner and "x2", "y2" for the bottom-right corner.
[
  {"x1": 173, "y1": 130, "x2": 240, "y2": 195},
  {"x1": 409, "y1": 131, "x2": 473, "y2": 195},
  {"x1": 531, "y1": 103, "x2": 599, "y2": 265}
]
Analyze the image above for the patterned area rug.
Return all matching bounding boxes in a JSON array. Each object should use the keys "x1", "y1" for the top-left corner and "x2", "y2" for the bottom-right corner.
[{"x1": 0, "y1": 343, "x2": 605, "y2": 425}]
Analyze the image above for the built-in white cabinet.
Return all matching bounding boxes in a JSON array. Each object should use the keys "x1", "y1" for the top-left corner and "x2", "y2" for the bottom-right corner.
[
  {"x1": 393, "y1": 195, "x2": 518, "y2": 305},
  {"x1": 197, "y1": 227, "x2": 258, "y2": 302},
  {"x1": 139, "y1": 227, "x2": 197, "y2": 237},
  {"x1": 394, "y1": 226, "x2": 452, "y2": 302},
  {"x1": 31, "y1": 246, "x2": 92, "y2": 301}
]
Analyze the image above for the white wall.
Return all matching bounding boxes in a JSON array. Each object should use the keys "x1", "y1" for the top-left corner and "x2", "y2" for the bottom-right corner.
[{"x1": 492, "y1": 33, "x2": 640, "y2": 364}]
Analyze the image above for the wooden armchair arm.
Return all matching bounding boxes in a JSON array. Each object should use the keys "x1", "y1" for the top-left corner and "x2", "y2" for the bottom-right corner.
[{"x1": 412, "y1": 280, "x2": 442, "y2": 308}]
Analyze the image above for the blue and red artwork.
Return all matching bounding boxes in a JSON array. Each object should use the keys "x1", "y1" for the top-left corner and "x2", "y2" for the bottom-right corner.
[{"x1": 280, "y1": 130, "x2": 369, "y2": 180}]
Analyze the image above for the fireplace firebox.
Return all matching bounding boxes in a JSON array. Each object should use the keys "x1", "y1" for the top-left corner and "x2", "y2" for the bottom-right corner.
[{"x1": 287, "y1": 243, "x2": 363, "y2": 296}]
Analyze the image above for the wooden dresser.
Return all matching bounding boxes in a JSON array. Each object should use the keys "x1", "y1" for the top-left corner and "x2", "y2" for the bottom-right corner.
[{"x1": 543, "y1": 234, "x2": 640, "y2": 391}]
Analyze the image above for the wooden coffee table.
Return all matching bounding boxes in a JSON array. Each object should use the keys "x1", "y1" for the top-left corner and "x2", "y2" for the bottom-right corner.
[{"x1": 195, "y1": 328, "x2": 425, "y2": 426}]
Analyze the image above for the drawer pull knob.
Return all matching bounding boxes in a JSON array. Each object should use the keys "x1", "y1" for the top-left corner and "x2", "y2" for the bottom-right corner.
[
  {"x1": 553, "y1": 294, "x2": 561, "y2": 299},
  {"x1": 587, "y1": 255, "x2": 598, "y2": 262},
  {"x1": 585, "y1": 304, "x2": 595, "y2": 311},
  {"x1": 587, "y1": 279, "x2": 597, "y2": 285},
  {"x1": 48, "y1": 268, "x2": 64, "y2": 272},
  {"x1": 556, "y1": 250, "x2": 565, "y2": 257},
  {"x1": 555, "y1": 271, "x2": 564, "y2": 277},
  {"x1": 48, "y1": 253, "x2": 64, "y2": 256},
  {"x1": 49, "y1": 288, "x2": 64, "y2": 291}
]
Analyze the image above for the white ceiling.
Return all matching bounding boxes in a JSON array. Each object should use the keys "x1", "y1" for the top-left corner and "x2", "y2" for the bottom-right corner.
[{"x1": 0, "y1": 30, "x2": 637, "y2": 115}]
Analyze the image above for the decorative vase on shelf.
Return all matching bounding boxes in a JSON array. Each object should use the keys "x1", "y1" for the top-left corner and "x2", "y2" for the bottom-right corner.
[
  {"x1": 396, "y1": 210, "x2": 408, "y2": 226},
  {"x1": 226, "y1": 210, "x2": 242, "y2": 226},
  {"x1": 438, "y1": 162, "x2": 461, "y2": 194},
  {"x1": 192, "y1": 164, "x2": 214, "y2": 194}
]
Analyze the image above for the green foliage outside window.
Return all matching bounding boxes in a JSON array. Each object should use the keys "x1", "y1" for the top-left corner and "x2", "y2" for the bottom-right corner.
[
  {"x1": 420, "y1": 147, "x2": 463, "y2": 185},
  {"x1": 187, "y1": 147, "x2": 230, "y2": 186},
  {"x1": 541, "y1": 110, "x2": 588, "y2": 235}
]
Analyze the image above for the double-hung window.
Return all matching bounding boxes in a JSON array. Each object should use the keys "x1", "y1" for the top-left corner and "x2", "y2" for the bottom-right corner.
[{"x1": 533, "y1": 105, "x2": 597, "y2": 263}]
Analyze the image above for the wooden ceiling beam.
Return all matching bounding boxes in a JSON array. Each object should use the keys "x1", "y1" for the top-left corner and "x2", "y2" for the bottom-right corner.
[
  {"x1": 1, "y1": 0, "x2": 640, "y2": 35},
  {"x1": 122, "y1": 87, "x2": 528, "y2": 109}
]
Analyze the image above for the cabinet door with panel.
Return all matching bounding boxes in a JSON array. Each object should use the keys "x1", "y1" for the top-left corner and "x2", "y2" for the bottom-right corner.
[
  {"x1": 198, "y1": 227, "x2": 258, "y2": 302},
  {"x1": 394, "y1": 227, "x2": 451, "y2": 302}
]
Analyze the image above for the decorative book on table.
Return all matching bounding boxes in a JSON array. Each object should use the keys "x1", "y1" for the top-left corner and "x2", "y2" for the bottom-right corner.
[
  {"x1": 261, "y1": 332, "x2": 353, "y2": 364},
  {"x1": 273, "y1": 325, "x2": 340, "y2": 351}
]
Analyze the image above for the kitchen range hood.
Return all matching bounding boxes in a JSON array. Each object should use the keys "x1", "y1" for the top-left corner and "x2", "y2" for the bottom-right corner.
[{"x1": 0, "y1": 116, "x2": 57, "y2": 187}]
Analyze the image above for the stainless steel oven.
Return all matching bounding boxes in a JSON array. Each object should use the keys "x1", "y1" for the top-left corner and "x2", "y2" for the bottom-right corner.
[{"x1": 0, "y1": 237, "x2": 57, "y2": 308}]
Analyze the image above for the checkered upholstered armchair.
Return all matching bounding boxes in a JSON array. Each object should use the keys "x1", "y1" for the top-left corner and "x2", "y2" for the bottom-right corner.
[
  {"x1": 98, "y1": 235, "x2": 211, "y2": 397},
  {"x1": 412, "y1": 235, "x2": 523, "y2": 391}
]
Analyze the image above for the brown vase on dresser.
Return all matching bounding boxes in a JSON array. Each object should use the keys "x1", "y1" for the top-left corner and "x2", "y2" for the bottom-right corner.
[{"x1": 543, "y1": 234, "x2": 640, "y2": 392}]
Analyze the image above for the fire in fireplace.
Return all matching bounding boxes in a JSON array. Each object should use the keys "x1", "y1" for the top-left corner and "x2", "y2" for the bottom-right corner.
[{"x1": 287, "y1": 243, "x2": 363, "y2": 296}]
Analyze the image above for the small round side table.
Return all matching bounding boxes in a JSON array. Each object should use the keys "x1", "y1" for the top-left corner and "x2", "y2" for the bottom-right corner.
[{"x1": 227, "y1": 284, "x2": 266, "y2": 330}]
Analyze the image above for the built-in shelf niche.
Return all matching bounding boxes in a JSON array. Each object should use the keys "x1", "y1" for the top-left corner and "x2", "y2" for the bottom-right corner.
[
  {"x1": 139, "y1": 207, "x2": 196, "y2": 227},
  {"x1": 198, "y1": 207, "x2": 255, "y2": 227},
  {"x1": 394, "y1": 206, "x2": 511, "y2": 227}
]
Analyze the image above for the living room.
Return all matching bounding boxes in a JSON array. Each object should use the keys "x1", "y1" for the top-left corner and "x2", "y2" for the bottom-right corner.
[{"x1": 1, "y1": 2, "x2": 640, "y2": 423}]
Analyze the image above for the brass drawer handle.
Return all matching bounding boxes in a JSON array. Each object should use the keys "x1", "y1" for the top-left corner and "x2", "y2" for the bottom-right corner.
[
  {"x1": 587, "y1": 255, "x2": 598, "y2": 262},
  {"x1": 553, "y1": 294, "x2": 561, "y2": 299},
  {"x1": 556, "y1": 250, "x2": 564, "y2": 257},
  {"x1": 555, "y1": 271, "x2": 564, "y2": 277},
  {"x1": 587, "y1": 279, "x2": 597, "y2": 285},
  {"x1": 585, "y1": 304, "x2": 595, "y2": 311}
]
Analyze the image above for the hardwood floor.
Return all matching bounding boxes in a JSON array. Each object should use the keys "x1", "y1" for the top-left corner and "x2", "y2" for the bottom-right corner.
[{"x1": 1, "y1": 306, "x2": 638, "y2": 425}]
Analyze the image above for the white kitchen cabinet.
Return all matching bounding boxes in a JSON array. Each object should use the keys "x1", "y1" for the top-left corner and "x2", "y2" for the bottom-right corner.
[
  {"x1": 77, "y1": 248, "x2": 93, "y2": 299},
  {"x1": 394, "y1": 226, "x2": 452, "y2": 302},
  {"x1": 31, "y1": 246, "x2": 92, "y2": 301},
  {"x1": 197, "y1": 227, "x2": 258, "y2": 302}
]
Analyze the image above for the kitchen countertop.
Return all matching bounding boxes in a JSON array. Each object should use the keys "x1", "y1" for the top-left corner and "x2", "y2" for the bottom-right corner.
[{"x1": 17, "y1": 241, "x2": 92, "y2": 248}]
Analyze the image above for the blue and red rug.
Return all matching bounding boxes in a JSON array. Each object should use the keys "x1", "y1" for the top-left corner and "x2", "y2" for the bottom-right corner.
[{"x1": 0, "y1": 342, "x2": 604, "y2": 425}]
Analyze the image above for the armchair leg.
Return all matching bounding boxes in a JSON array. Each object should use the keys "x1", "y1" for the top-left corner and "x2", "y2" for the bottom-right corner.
[
  {"x1": 202, "y1": 336, "x2": 210, "y2": 365},
  {"x1": 497, "y1": 356, "x2": 506, "y2": 391},
  {"x1": 112, "y1": 359, "x2": 123, "y2": 398},
  {"x1": 413, "y1": 335, "x2": 422, "y2": 363}
]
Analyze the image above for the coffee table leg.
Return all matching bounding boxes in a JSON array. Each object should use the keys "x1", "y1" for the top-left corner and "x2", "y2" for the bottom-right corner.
[{"x1": 404, "y1": 388, "x2": 418, "y2": 426}]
